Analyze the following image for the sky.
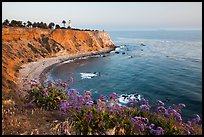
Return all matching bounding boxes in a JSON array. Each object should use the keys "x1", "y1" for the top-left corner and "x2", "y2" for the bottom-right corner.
[{"x1": 2, "y1": 2, "x2": 202, "y2": 31}]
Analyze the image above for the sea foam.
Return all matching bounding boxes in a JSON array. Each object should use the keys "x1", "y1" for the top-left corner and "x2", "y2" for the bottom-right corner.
[
  {"x1": 80, "y1": 72, "x2": 98, "y2": 79},
  {"x1": 118, "y1": 93, "x2": 141, "y2": 104}
]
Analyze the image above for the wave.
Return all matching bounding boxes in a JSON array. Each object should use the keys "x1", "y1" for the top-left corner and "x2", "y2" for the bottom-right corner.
[
  {"x1": 80, "y1": 72, "x2": 99, "y2": 79},
  {"x1": 118, "y1": 93, "x2": 142, "y2": 104}
]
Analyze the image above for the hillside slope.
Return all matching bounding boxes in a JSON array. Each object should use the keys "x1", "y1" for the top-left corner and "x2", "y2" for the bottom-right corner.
[
  {"x1": 2, "y1": 26, "x2": 115, "y2": 135},
  {"x1": 2, "y1": 26, "x2": 115, "y2": 93}
]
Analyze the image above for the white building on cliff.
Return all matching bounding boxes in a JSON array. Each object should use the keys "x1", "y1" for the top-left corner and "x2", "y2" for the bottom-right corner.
[{"x1": 68, "y1": 20, "x2": 71, "y2": 28}]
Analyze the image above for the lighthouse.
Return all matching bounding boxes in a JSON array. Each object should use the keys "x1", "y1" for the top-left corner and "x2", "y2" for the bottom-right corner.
[{"x1": 68, "y1": 20, "x2": 71, "y2": 28}]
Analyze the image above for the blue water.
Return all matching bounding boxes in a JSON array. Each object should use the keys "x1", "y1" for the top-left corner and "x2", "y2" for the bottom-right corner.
[{"x1": 47, "y1": 30, "x2": 202, "y2": 121}]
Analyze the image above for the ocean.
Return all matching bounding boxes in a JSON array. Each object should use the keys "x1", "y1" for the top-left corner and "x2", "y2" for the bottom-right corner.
[{"x1": 46, "y1": 30, "x2": 202, "y2": 121}]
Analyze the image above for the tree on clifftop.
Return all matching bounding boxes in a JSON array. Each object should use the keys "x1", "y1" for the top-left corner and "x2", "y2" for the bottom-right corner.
[
  {"x1": 43, "y1": 22, "x2": 48, "y2": 29},
  {"x1": 10, "y1": 20, "x2": 23, "y2": 27},
  {"x1": 32, "y1": 22, "x2": 37, "y2": 28},
  {"x1": 3, "y1": 19, "x2": 9, "y2": 26},
  {"x1": 48, "y1": 22, "x2": 55, "y2": 29},
  {"x1": 62, "y1": 20, "x2": 66, "y2": 28},
  {"x1": 55, "y1": 24, "x2": 60, "y2": 29},
  {"x1": 23, "y1": 22, "x2": 26, "y2": 27},
  {"x1": 27, "y1": 21, "x2": 32, "y2": 28}
]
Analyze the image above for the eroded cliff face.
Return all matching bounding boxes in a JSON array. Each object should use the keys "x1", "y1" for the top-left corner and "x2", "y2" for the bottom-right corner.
[{"x1": 2, "y1": 26, "x2": 115, "y2": 93}]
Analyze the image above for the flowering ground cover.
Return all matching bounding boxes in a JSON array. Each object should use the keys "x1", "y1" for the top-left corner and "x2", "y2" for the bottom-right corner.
[{"x1": 27, "y1": 79, "x2": 202, "y2": 135}]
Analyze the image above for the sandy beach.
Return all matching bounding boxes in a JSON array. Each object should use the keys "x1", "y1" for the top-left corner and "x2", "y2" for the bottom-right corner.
[{"x1": 17, "y1": 48, "x2": 114, "y2": 97}]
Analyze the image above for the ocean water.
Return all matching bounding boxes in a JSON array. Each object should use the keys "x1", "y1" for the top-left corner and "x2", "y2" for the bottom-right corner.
[{"x1": 46, "y1": 30, "x2": 202, "y2": 121}]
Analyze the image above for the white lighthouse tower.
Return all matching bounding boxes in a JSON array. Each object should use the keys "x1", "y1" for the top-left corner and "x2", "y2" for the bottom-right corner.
[{"x1": 68, "y1": 20, "x2": 71, "y2": 28}]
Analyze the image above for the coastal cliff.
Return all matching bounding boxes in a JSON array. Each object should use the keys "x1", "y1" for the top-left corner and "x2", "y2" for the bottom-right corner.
[
  {"x1": 2, "y1": 26, "x2": 115, "y2": 93},
  {"x1": 2, "y1": 26, "x2": 115, "y2": 134}
]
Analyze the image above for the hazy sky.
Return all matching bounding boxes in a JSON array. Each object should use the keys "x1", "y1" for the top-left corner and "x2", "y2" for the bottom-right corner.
[{"x1": 2, "y1": 2, "x2": 202, "y2": 31}]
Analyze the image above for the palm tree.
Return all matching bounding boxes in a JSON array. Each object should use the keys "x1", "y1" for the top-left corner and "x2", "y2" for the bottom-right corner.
[{"x1": 62, "y1": 20, "x2": 66, "y2": 28}]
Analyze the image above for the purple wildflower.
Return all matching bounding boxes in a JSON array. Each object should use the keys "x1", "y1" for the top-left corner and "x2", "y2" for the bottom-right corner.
[
  {"x1": 131, "y1": 117, "x2": 136, "y2": 123},
  {"x1": 140, "y1": 104, "x2": 150, "y2": 111},
  {"x1": 30, "y1": 80, "x2": 38, "y2": 87},
  {"x1": 48, "y1": 81, "x2": 53, "y2": 87},
  {"x1": 97, "y1": 107, "x2": 101, "y2": 112},
  {"x1": 147, "y1": 123, "x2": 155, "y2": 130},
  {"x1": 195, "y1": 114, "x2": 201, "y2": 122},
  {"x1": 84, "y1": 90, "x2": 92, "y2": 96},
  {"x1": 62, "y1": 82, "x2": 68, "y2": 88},
  {"x1": 157, "y1": 106, "x2": 166, "y2": 113},
  {"x1": 178, "y1": 103, "x2": 186, "y2": 108},
  {"x1": 84, "y1": 95, "x2": 92, "y2": 102},
  {"x1": 75, "y1": 106, "x2": 82, "y2": 112},
  {"x1": 187, "y1": 121, "x2": 191, "y2": 126},
  {"x1": 175, "y1": 113, "x2": 182, "y2": 124},
  {"x1": 110, "y1": 92, "x2": 118, "y2": 100},
  {"x1": 131, "y1": 116, "x2": 148, "y2": 133},
  {"x1": 65, "y1": 90, "x2": 69, "y2": 96},
  {"x1": 43, "y1": 91, "x2": 49, "y2": 97},
  {"x1": 129, "y1": 98, "x2": 138, "y2": 106},
  {"x1": 31, "y1": 79, "x2": 38, "y2": 83},
  {"x1": 150, "y1": 127, "x2": 164, "y2": 135},
  {"x1": 77, "y1": 95, "x2": 85, "y2": 104},
  {"x1": 85, "y1": 101, "x2": 94, "y2": 108},
  {"x1": 140, "y1": 124, "x2": 146, "y2": 132},
  {"x1": 59, "y1": 81, "x2": 63, "y2": 87},
  {"x1": 140, "y1": 98, "x2": 149, "y2": 105},
  {"x1": 191, "y1": 114, "x2": 201, "y2": 124},
  {"x1": 97, "y1": 98, "x2": 102, "y2": 104},
  {"x1": 101, "y1": 101, "x2": 106, "y2": 108},
  {"x1": 142, "y1": 117, "x2": 149, "y2": 123},
  {"x1": 157, "y1": 100, "x2": 164, "y2": 106},
  {"x1": 167, "y1": 106, "x2": 178, "y2": 117},
  {"x1": 156, "y1": 127, "x2": 164, "y2": 134},
  {"x1": 99, "y1": 121, "x2": 105, "y2": 127},
  {"x1": 134, "y1": 116, "x2": 142, "y2": 121},
  {"x1": 85, "y1": 114, "x2": 93, "y2": 119},
  {"x1": 60, "y1": 100, "x2": 69, "y2": 115},
  {"x1": 98, "y1": 95, "x2": 107, "y2": 102},
  {"x1": 69, "y1": 89, "x2": 78, "y2": 95},
  {"x1": 164, "y1": 110, "x2": 169, "y2": 117},
  {"x1": 186, "y1": 130, "x2": 191, "y2": 135},
  {"x1": 85, "y1": 114, "x2": 93, "y2": 123}
]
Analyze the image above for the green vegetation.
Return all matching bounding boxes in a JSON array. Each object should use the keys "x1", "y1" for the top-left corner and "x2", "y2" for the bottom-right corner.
[
  {"x1": 48, "y1": 22, "x2": 55, "y2": 29},
  {"x1": 55, "y1": 24, "x2": 60, "y2": 29},
  {"x1": 27, "y1": 43, "x2": 39, "y2": 54},
  {"x1": 28, "y1": 80, "x2": 68, "y2": 110},
  {"x1": 7, "y1": 79, "x2": 16, "y2": 89},
  {"x1": 42, "y1": 37, "x2": 52, "y2": 53},
  {"x1": 2, "y1": 19, "x2": 100, "y2": 31}
]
